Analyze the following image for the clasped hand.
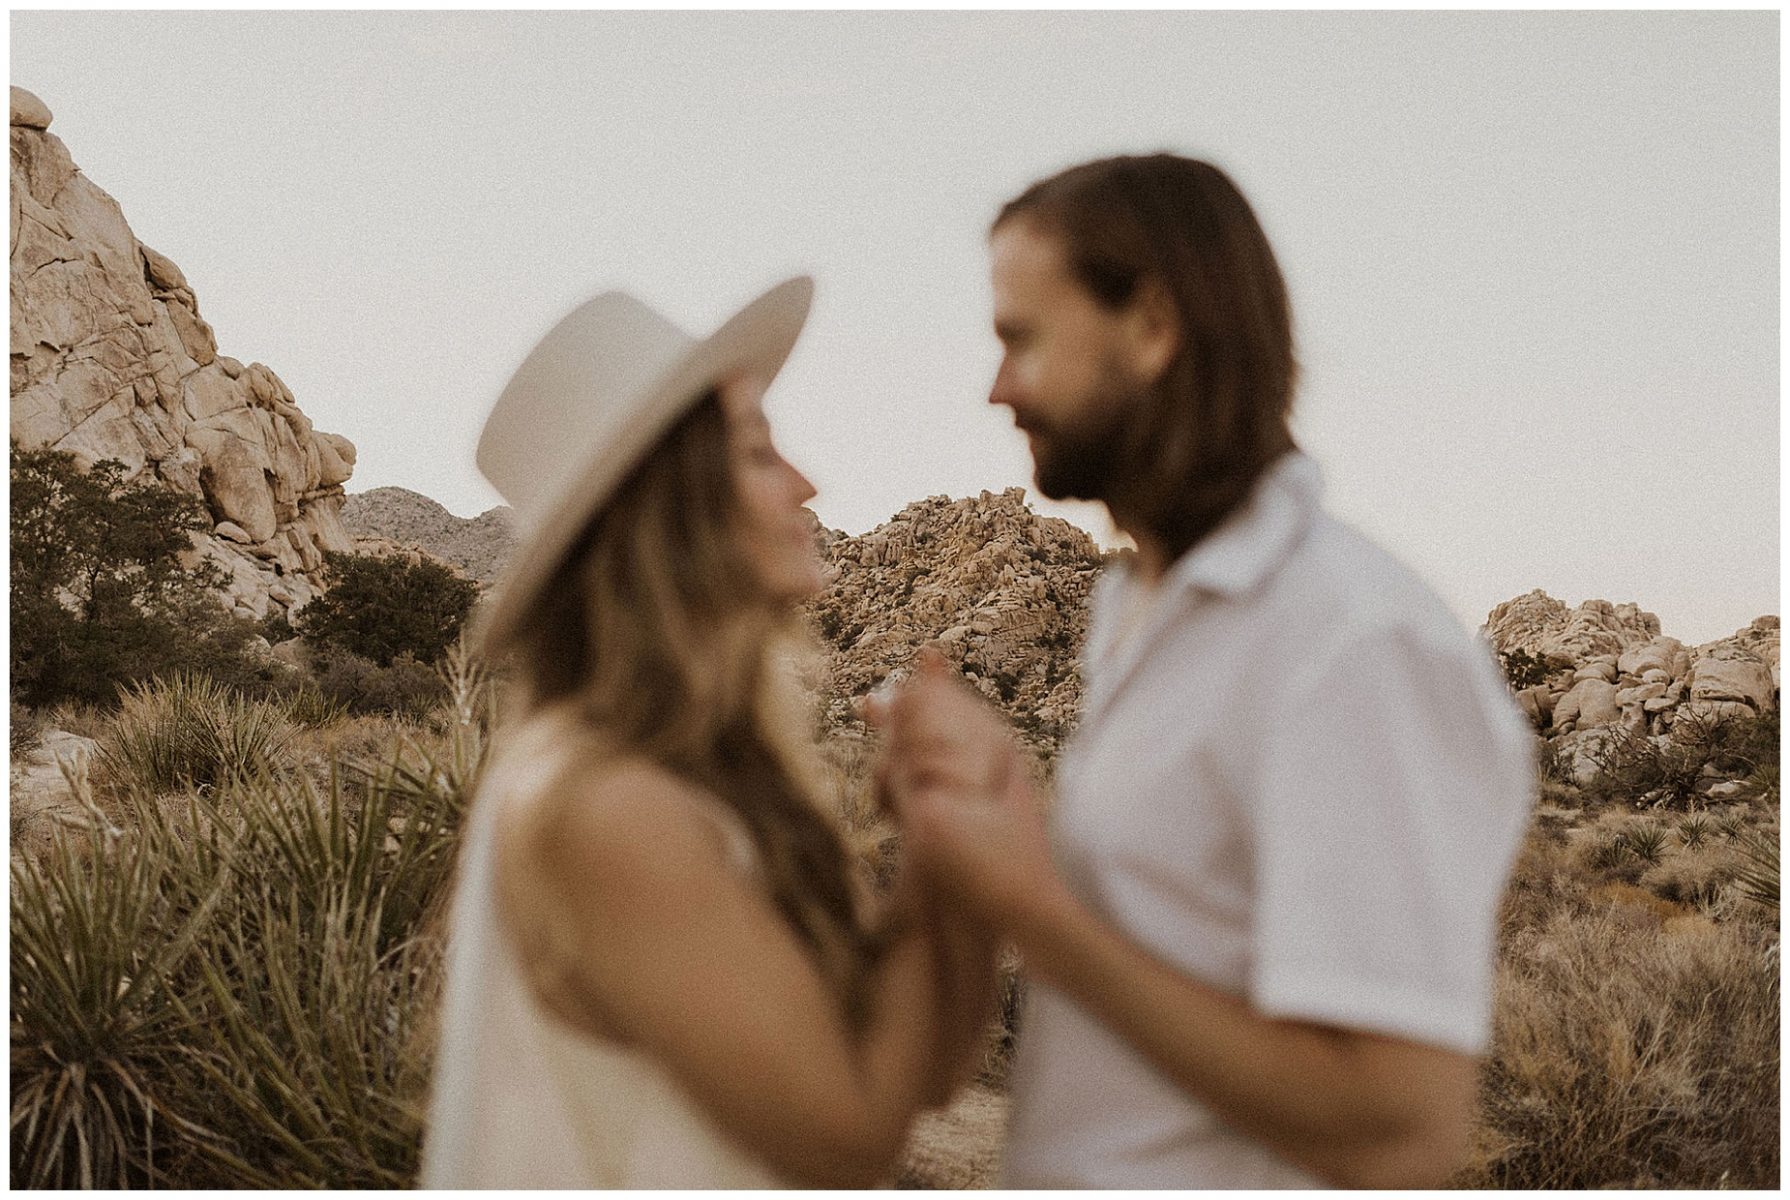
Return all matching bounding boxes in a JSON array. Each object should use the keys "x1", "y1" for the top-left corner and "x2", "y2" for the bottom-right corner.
[{"x1": 867, "y1": 648, "x2": 1058, "y2": 930}]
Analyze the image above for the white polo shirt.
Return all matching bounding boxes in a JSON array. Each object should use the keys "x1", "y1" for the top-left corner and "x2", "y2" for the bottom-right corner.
[{"x1": 1002, "y1": 451, "x2": 1534, "y2": 1189}]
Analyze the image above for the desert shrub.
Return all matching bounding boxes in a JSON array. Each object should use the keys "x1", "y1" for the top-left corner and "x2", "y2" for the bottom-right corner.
[
  {"x1": 1641, "y1": 859, "x2": 1733, "y2": 910},
  {"x1": 41, "y1": 699, "x2": 115, "y2": 743},
  {"x1": 1499, "y1": 648, "x2": 1572, "y2": 692},
  {"x1": 296, "y1": 551, "x2": 479, "y2": 668},
  {"x1": 95, "y1": 673, "x2": 296, "y2": 798},
  {"x1": 992, "y1": 671, "x2": 1020, "y2": 703},
  {"x1": 1584, "y1": 705, "x2": 1776, "y2": 810},
  {"x1": 10, "y1": 442, "x2": 275, "y2": 710},
  {"x1": 10, "y1": 789, "x2": 236, "y2": 1187},
  {"x1": 1727, "y1": 705, "x2": 1779, "y2": 775},
  {"x1": 1582, "y1": 834, "x2": 1636, "y2": 875},
  {"x1": 1460, "y1": 906, "x2": 1779, "y2": 1188},
  {"x1": 818, "y1": 735, "x2": 897, "y2": 887},
  {"x1": 1676, "y1": 815, "x2": 1711, "y2": 850},
  {"x1": 272, "y1": 682, "x2": 352, "y2": 729},
  {"x1": 306, "y1": 645, "x2": 448, "y2": 720},
  {"x1": 10, "y1": 647, "x2": 494, "y2": 1187},
  {"x1": 257, "y1": 610, "x2": 296, "y2": 645},
  {"x1": 1739, "y1": 760, "x2": 1780, "y2": 805}
]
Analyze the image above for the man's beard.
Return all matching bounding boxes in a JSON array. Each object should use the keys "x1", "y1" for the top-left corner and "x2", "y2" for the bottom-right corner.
[{"x1": 1026, "y1": 373, "x2": 1147, "y2": 504}]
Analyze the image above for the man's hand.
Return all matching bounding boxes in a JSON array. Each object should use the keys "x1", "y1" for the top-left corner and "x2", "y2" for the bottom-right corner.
[{"x1": 873, "y1": 649, "x2": 1071, "y2": 932}]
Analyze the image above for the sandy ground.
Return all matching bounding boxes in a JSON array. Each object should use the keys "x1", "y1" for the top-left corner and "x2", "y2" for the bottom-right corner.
[{"x1": 896, "y1": 1085, "x2": 1010, "y2": 1188}]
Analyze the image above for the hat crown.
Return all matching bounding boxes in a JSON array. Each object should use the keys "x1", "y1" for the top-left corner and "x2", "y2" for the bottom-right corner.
[{"x1": 478, "y1": 291, "x2": 698, "y2": 531}]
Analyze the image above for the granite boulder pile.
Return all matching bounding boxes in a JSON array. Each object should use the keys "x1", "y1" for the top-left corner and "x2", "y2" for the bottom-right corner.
[{"x1": 10, "y1": 86, "x2": 357, "y2": 620}]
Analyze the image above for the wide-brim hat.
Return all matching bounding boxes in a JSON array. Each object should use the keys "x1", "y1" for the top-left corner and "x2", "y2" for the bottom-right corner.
[{"x1": 470, "y1": 275, "x2": 814, "y2": 653}]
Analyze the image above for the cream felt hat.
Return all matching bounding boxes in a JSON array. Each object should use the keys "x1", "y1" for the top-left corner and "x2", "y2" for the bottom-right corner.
[{"x1": 471, "y1": 275, "x2": 814, "y2": 652}]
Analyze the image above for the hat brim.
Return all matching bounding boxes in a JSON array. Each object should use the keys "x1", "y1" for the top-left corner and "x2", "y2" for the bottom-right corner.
[{"x1": 470, "y1": 275, "x2": 814, "y2": 655}]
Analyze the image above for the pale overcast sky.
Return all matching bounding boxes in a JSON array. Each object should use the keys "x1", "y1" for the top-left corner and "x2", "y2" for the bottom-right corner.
[{"x1": 10, "y1": 10, "x2": 1778, "y2": 644}]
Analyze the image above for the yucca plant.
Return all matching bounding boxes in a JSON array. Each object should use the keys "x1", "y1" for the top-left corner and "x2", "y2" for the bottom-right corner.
[
  {"x1": 1586, "y1": 836, "x2": 1635, "y2": 872},
  {"x1": 1677, "y1": 815, "x2": 1711, "y2": 850},
  {"x1": 278, "y1": 683, "x2": 350, "y2": 730},
  {"x1": 1622, "y1": 824, "x2": 1670, "y2": 866},
  {"x1": 1739, "y1": 761, "x2": 1780, "y2": 805},
  {"x1": 10, "y1": 782, "x2": 229, "y2": 1187},
  {"x1": 171, "y1": 880, "x2": 437, "y2": 1187},
  {"x1": 96, "y1": 673, "x2": 294, "y2": 798}
]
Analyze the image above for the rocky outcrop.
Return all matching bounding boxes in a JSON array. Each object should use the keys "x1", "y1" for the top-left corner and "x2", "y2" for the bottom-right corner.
[
  {"x1": 1483, "y1": 591, "x2": 1777, "y2": 746},
  {"x1": 339, "y1": 487, "x2": 515, "y2": 583},
  {"x1": 10, "y1": 87, "x2": 356, "y2": 620},
  {"x1": 804, "y1": 487, "x2": 1104, "y2": 753},
  {"x1": 1482, "y1": 589, "x2": 1664, "y2": 664}
]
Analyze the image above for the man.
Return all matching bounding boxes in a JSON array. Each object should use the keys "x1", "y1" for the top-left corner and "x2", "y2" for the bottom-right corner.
[{"x1": 881, "y1": 155, "x2": 1535, "y2": 1188}]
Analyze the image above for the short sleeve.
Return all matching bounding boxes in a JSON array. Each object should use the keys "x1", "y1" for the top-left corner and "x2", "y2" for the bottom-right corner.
[{"x1": 1246, "y1": 623, "x2": 1532, "y2": 1055}]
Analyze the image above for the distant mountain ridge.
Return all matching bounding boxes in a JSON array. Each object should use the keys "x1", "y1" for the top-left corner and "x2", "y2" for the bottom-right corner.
[{"x1": 339, "y1": 487, "x2": 515, "y2": 583}]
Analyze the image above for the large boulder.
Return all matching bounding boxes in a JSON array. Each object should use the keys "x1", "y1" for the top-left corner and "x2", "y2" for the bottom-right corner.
[
  {"x1": 1554, "y1": 677, "x2": 1621, "y2": 731},
  {"x1": 1687, "y1": 657, "x2": 1776, "y2": 712},
  {"x1": 1618, "y1": 636, "x2": 1688, "y2": 680}
]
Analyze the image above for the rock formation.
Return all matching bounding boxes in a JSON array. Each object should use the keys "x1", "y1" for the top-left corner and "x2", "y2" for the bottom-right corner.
[
  {"x1": 803, "y1": 487, "x2": 1105, "y2": 754},
  {"x1": 339, "y1": 487, "x2": 515, "y2": 583},
  {"x1": 10, "y1": 87, "x2": 356, "y2": 619},
  {"x1": 1482, "y1": 590, "x2": 1778, "y2": 786}
]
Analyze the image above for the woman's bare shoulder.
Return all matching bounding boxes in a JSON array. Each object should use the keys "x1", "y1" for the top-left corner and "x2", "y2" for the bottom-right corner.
[{"x1": 494, "y1": 746, "x2": 741, "y2": 893}]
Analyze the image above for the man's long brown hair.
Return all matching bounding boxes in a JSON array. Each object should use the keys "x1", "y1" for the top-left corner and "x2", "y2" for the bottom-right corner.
[
  {"x1": 491, "y1": 392, "x2": 880, "y2": 1023},
  {"x1": 996, "y1": 154, "x2": 1299, "y2": 563}
]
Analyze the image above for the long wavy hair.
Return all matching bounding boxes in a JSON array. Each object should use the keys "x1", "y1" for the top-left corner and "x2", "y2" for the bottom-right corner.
[
  {"x1": 489, "y1": 390, "x2": 879, "y2": 1020},
  {"x1": 996, "y1": 154, "x2": 1299, "y2": 562}
]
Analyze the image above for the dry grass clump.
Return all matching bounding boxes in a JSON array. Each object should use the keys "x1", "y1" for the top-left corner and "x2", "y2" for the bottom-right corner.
[
  {"x1": 1461, "y1": 903, "x2": 1778, "y2": 1188},
  {"x1": 818, "y1": 734, "x2": 899, "y2": 886},
  {"x1": 1462, "y1": 791, "x2": 1780, "y2": 1189}
]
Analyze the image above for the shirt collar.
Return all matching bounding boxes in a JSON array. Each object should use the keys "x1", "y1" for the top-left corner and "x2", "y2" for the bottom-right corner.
[
  {"x1": 1080, "y1": 451, "x2": 1322, "y2": 728},
  {"x1": 1153, "y1": 449, "x2": 1323, "y2": 600}
]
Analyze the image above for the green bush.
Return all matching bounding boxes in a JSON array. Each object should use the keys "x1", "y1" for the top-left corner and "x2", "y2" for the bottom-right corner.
[
  {"x1": 296, "y1": 551, "x2": 479, "y2": 668},
  {"x1": 10, "y1": 647, "x2": 494, "y2": 1187},
  {"x1": 305, "y1": 645, "x2": 449, "y2": 720},
  {"x1": 10, "y1": 442, "x2": 279, "y2": 710},
  {"x1": 1499, "y1": 648, "x2": 1572, "y2": 692}
]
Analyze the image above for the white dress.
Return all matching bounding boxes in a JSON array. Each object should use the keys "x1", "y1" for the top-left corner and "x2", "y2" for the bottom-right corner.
[{"x1": 420, "y1": 707, "x2": 787, "y2": 1188}]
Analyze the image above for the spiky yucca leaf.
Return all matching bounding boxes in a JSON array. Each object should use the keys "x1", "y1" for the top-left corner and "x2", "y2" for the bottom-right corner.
[{"x1": 1731, "y1": 828, "x2": 1779, "y2": 909}]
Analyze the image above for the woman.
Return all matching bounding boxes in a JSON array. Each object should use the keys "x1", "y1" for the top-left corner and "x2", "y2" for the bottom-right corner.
[{"x1": 422, "y1": 278, "x2": 995, "y2": 1188}]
